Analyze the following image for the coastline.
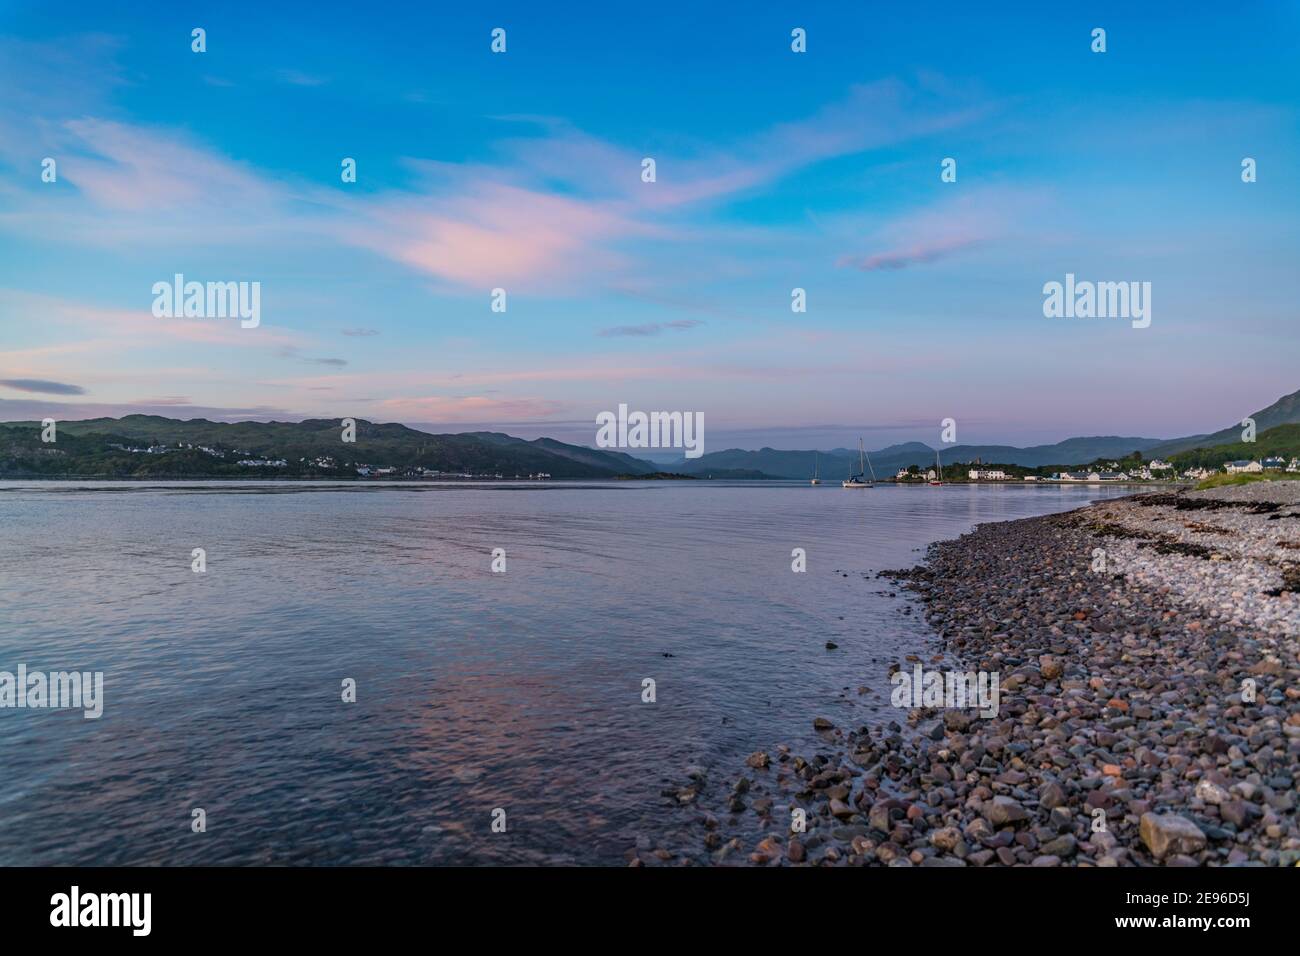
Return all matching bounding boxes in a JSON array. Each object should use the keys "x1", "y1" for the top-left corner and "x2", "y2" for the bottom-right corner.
[{"x1": 675, "y1": 485, "x2": 1299, "y2": 867}]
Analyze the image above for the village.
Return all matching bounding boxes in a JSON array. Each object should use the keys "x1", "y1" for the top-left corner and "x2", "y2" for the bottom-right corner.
[{"x1": 891, "y1": 455, "x2": 1300, "y2": 483}]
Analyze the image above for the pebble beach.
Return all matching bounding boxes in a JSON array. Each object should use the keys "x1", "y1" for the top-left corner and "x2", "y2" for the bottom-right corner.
[{"x1": 659, "y1": 483, "x2": 1300, "y2": 867}]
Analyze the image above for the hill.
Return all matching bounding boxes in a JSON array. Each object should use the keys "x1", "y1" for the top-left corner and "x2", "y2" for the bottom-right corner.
[
  {"x1": 1147, "y1": 387, "x2": 1300, "y2": 457},
  {"x1": 0, "y1": 416, "x2": 658, "y2": 479}
]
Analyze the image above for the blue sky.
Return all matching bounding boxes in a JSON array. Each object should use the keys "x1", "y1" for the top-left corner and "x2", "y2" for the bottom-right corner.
[{"x1": 1, "y1": 1, "x2": 1297, "y2": 450}]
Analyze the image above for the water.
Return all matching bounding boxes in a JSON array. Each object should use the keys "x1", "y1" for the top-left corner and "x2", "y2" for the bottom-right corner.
[{"x1": 0, "y1": 479, "x2": 1134, "y2": 865}]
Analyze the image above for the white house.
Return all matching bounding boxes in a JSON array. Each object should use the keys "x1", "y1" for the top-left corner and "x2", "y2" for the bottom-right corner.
[
  {"x1": 1262, "y1": 457, "x2": 1287, "y2": 470},
  {"x1": 1148, "y1": 459, "x2": 1172, "y2": 471},
  {"x1": 968, "y1": 469, "x2": 1008, "y2": 480},
  {"x1": 1224, "y1": 460, "x2": 1262, "y2": 474}
]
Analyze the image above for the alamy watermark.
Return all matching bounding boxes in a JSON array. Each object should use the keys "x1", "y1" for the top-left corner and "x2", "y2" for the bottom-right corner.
[
  {"x1": 152, "y1": 274, "x2": 260, "y2": 328},
  {"x1": 0, "y1": 664, "x2": 103, "y2": 718},
  {"x1": 1042, "y1": 273, "x2": 1150, "y2": 329},
  {"x1": 50, "y1": 886, "x2": 150, "y2": 936},
  {"x1": 891, "y1": 664, "x2": 1000, "y2": 718},
  {"x1": 595, "y1": 403, "x2": 704, "y2": 458}
]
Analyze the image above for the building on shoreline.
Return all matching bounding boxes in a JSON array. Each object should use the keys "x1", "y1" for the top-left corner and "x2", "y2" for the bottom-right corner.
[
  {"x1": 1053, "y1": 470, "x2": 1129, "y2": 482},
  {"x1": 1224, "y1": 460, "x2": 1263, "y2": 474}
]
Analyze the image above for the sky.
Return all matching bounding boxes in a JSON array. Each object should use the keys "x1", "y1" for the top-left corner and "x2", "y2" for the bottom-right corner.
[{"x1": 1, "y1": 2, "x2": 1298, "y2": 452}]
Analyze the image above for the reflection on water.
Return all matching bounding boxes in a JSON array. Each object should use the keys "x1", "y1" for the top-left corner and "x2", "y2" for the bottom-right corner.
[{"x1": 0, "y1": 480, "x2": 1133, "y2": 864}]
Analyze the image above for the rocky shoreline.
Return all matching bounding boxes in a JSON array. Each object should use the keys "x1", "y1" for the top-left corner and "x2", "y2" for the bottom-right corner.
[{"x1": 657, "y1": 484, "x2": 1300, "y2": 866}]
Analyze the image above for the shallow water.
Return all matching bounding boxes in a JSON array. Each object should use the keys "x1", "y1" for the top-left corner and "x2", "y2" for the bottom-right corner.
[{"x1": 0, "y1": 480, "x2": 1134, "y2": 865}]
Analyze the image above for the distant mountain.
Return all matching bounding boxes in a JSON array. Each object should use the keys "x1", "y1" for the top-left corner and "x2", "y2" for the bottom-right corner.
[
  {"x1": 0, "y1": 416, "x2": 658, "y2": 479},
  {"x1": 1145, "y1": 387, "x2": 1300, "y2": 458},
  {"x1": 670, "y1": 435, "x2": 1165, "y2": 480},
  {"x1": 662, "y1": 388, "x2": 1300, "y2": 478}
]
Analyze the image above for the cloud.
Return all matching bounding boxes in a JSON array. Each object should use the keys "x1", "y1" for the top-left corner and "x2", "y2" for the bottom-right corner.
[
  {"x1": 350, "y1": 182, "x2": 649, "y2": 289},
  {"x1": 129, "y1": 395, "x2": 192, "y2": 405},
  {"x1": 499, "y1": 81, "x2": 992, "y2": 211},
  {"x1": 837, "y1": 236, "x2": 984, "y2": 271},
  {"x1": 0, "y1": 60, "x2": 995, "y2": 297},
  {"x1": 0, "y1": 290, "x2": 304, "y2": 354},
  {"x1": 340, "y1": 80, "x2": 991, "y2": 291},
  {"x1": 277, "y1": 69, "x2": 327, "y2": 87},
  {"x1": 61, "y1": 118, "x2": 280, "y2": 213},
  {"x1": 597, "y1": 319, "x2": 704, "y2": 337},
  {"x1": 835, "y1": 188, "x2": 1052, "y2": 273},
  {"x1": 0, "y1": 378, "x2": 86, "y2": 395},
  {"x1": 341, "y1": 328, "x2": 380, "y2": 337},
  {"x1": 274, "y1": 346, "x2": 348, "y2": 367}
]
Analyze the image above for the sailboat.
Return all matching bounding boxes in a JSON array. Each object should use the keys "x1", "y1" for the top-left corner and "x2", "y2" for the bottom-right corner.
[
  {"x1": 842, "y1": 438, "x2": 877, "y2": 488},
  {"x1": 929, "y1": 447, "x2": 944, "y2": 485},
  {"x1": 810, "y1": 453, "x2": 821, "y2": 485}
]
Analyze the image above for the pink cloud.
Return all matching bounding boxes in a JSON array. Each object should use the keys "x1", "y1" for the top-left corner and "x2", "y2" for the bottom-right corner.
[
  {"x1": 340, "y1": 80, "x2": 995, "y2": 289},
  {"x1": 354, "y1": 184, "x2": 647, "y2": 289}
]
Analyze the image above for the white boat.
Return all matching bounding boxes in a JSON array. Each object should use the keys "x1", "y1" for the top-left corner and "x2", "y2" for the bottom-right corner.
[
  {"x1": 929, "y1": 447, "x2": 943, "y2": 485},
  {"x1": 810, "y1": 453, "x2": 821, "y2": 485},
  {"x1": 842, "y1": 438, "x2": 876, "y2": 488}
]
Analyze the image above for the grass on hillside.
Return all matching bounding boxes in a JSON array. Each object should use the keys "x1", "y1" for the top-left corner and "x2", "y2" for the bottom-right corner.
[{"x1": 1194, "y1": 472, "x2": 1300, "y2": 490}]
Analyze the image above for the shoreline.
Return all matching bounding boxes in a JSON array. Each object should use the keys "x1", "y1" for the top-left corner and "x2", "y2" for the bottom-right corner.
[{"x1": 673, "y1": 485, "x2": 1299, "y2": 866}]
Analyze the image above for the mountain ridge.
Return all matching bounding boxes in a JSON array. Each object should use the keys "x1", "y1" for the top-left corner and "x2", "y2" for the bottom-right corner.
[
  {"x1": 3, "y1": 386, "x2": 1297, "y2": 479},
  {"x1": 0, "y1": 415, "x2": 659, "y2": 479}
]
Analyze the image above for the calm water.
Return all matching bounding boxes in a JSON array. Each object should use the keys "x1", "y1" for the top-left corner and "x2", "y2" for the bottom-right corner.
[{"x1": 0, "y1": 480, "x2": 1133, "y2": 865}]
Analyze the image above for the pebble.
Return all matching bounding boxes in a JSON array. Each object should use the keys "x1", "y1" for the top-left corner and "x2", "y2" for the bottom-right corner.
[{"x1": 688, "y1": 486, "x2": 1299, "y2": 866}]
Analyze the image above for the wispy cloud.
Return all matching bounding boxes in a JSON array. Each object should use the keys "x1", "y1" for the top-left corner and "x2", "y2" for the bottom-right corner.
[
  {"x1": 275, "y1": 346, "x2": 348, "y2": 367},
  {"x1": 597, "y1": 319, "x2": 704, "y2": 337},
  {"x1": 0, "y1": 378, "x2": 86, "y2": 395},
  {"x1": 277, "y1": 69, "x2": 327, "y2": 87},
  {"x1": 129, "y1": 395, "x2": 192, "y2": 405},
  {"x1": 837, "y1": 236, "x2": 984, "y2": 271},
  {"x1": 835, "y1": 188, "x2": 1052, "y2": 273},
  {"x1": 341, "y1": 79, "x2": 992, "y2": 290}
]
